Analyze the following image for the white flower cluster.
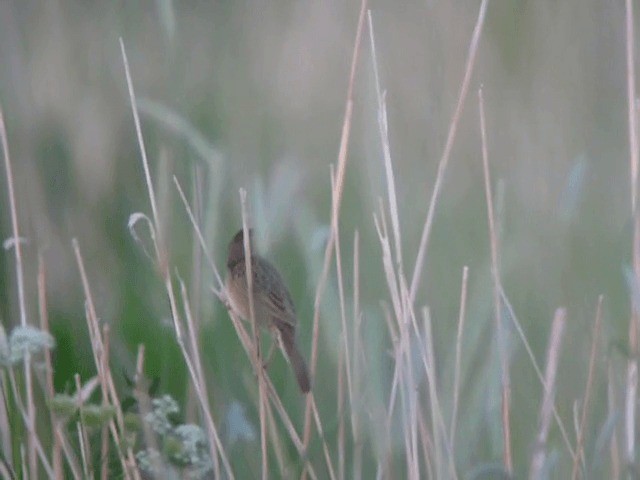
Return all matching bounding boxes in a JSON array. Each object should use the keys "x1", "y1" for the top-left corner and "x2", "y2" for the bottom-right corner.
[
  {"x1": 0, "y1": 325, "x2": 55, "y2": 367},
  {"x1": 137, "y1": 394, "x2": 212, "y2": 480}
]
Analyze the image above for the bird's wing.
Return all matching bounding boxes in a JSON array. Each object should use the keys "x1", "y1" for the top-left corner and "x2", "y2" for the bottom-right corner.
[{"x1": 254, "y1": 258, "x2": 297, "y2": 328}]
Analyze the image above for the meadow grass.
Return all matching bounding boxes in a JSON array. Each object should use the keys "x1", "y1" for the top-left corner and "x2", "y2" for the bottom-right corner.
[{"x1": 0, "y1": 1, "x2": 638, "y2": 479}]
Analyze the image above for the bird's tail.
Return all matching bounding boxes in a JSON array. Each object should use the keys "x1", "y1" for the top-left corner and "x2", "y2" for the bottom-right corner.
[{"x1": 280, "y1": 327, "x2": 311, "y2": 393}]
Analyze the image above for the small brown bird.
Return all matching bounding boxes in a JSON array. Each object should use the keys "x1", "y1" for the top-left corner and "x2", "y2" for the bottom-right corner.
[{"x1": 225, "y1": 229, "x2": 311, "y2": 393}]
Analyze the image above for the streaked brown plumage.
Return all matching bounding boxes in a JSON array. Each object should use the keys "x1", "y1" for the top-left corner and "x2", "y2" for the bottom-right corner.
[{"x1": 225, "y1": 229, "x2": 311, "y2": 393}]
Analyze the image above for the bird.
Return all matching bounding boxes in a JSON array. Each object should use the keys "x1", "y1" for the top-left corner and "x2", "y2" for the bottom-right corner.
[{"x1": 225, "y1": 228, "x2": 311, "y2": 393}]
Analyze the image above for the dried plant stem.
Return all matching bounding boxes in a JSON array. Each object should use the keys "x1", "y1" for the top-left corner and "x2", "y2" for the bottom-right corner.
[
  {"x1": 625, "y1": 0, "x2": 639, "y2": 467},
  {"x1": 73, "y1": 240, "x2": 138, "y2": 480},
  {"x1": 409, "y1": 0, "x2": 489, "y2": 303},
  {"x1": 375, "y1": 201, "x2": 403, "y2": 323},
  {"x1": 417, "y1": 409, "x2": 434, "y2": 478},
  {"x1": 0, "y1": 373, "x2": 11, "y2": 473},
  {"x1": 368, "y1": 9, "x2": 403, "y2": 271},
  {"x1": 368, "y1": 13, "x2": 443, "y2": 474},
  {"x1": 38, "y1": 255, "x2": 68, "y2": 480},
  {"x1": 0, "y1": 106, "x2": 39, "y2": 479},
  {"x1": 328, "y1": 168, "x2": 350, "y2": 480},
  {"x1": 173, "y1": 176, "x2": 224, "y2": 288},
  {"x1": 529, "y1": 309, "x2": 567, "y2": 479},
  {"x1": 179, "y1": 179, "x2": 312, "y2": 475},
  {"x1": 119, "y1": 41, "x2": 161, "y2": 252},
  {"x1": 310, "y1": 398, "x2": 337, "y2": 480},
  {"x1": 120, "y1": 38, "x2": 233, "y2": 479},
  {"x1": 180, "y1": 176, "x2": 317, "y2": 475},
  {"x1": 351, "y1": 231, "x2": 363, "y2": 480},
  {"x1": 186, "y1": 166, "x2": 205, "y2": 423},
  {"x1": 420, "y1": 307, "x2": 454, "y2": 479},
  {"x1": 376, "y1": 210, "x2": 402, "y2": 426},
  {"x1": 421, "y1": 303, "x2": 458, "y2": 478},
  {"x1": 330, "y1": 167, "x2": 354, "y2": 424},
  {"x1": 4, "y1": 368, "x2": 54, "y2": 477},
  {"x1": 449, "y1": 266, "x2": 469, "y2": 453},
  {"x1": 337, "y1": 346, "x2": 345, "y2": 480},
  {"x1": 134, "y1": 344, "x2": 161, "y2": 472},
  {"x1": 239, "y1": 191, "x2": 269, "y2": 480},
  {"x1": 265, "y1": 400, "x2": 287, "y2": 478},
  {"x1": 0, "y1": 461, "x2": 13, "y2": 480},
  {"x1": 303, "y1": 0, "x2": 368, "y2": 463},
  {"x1": 607, "y1": 360, "x2": 620, "y2": 479},
  {"x1": 571, "y1": 295, "x2": 603, "y2": 479},
  {"x1": 500, "y1": 288, "x2": 574, "y2": 457},
  {"x1": 24, "y1": 355, "x2": 36, "y2": 479},
  {"x1": 0, "y1": 109, "x2": 27, "y2": 327},
  {"x1": 177, "y1": 279, "x2": 230, "y2": 479},
  {"x1": 74, "y1": 374, "x2": 92, "y2": 478},
  {"x1": 100, "y1": 326, "x2": 111, "y2": 480},
  {"x1": 377, "y1": 204, "x2": 432, "y2": 476},
  {"x1": 626, "y1": 0, "x2": 639, "y2": 212},
  {"x1": 479, "y1": 86, "x2": 512, "y2": 473},
  {"x1": 220, "y1": 303, "x2": 319, "y2": 479}
]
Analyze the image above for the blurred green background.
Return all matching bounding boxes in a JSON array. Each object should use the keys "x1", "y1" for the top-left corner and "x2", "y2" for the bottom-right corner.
[{"x1": 0, "y1": 0, "x2": 637, "y2": 477}]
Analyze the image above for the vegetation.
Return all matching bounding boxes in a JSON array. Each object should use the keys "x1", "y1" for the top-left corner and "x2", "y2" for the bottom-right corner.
[{"x1": 0, "y1": 1, "x2": 638, "y2": 478}]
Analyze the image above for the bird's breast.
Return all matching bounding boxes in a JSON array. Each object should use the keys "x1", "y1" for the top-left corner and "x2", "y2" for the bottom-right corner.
[{"x1": 226, "y1": 270, "x2": 273, "y2": 329}]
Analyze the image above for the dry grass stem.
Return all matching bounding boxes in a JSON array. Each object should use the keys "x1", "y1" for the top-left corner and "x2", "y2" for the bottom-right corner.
[
  {"x1": 1, "y1": 3, "x2": 631, "y2": 479},
  {"x1": 5, "y1": 368, "x2": 55, "y2": 477},
  {"x1": 179, "y1": 178, "x2": 305, "y2": 476},
  {"x1": 625, "y1": 0, "x2": 639, "y2": 466},
  {"x1": 119, "y1": 40, "x2": 161, "y2": 249},
  {"x1": 239, "y1": 190, "x2": 270, "y2": 480},
  {"x1": 529, "y1": 308, "x2": 567, "y2": 480},
  {"x1": 374, "y1": 207, "x2": 402, "y2": 322},
  {"x1": 177, "y1": 278, "x2": 230, "y2": 479},
  {"x1": 420, "y1": 307, "x2": 457, "y2": 480},
  {"x1": 0, "y1": 108, "x2": 27, "y2": 328},
  {"x1": 571, "y1": 295, "x2": 604, "y2": 479},
  {"x1": 211, "y1": 288, "x2": 319, "y2": 478},
  {"x1": 409, "y1": 0, "x2": 490, "y2": 303},
  {"x1": 0, "y1": 106, "x2": 39, "y2": 478},
  {"x1": 134, "y1": 344, "x2": 162, "y2": 474},
  {"x1": 74, "y1": 374, "x2": 92, "y2": 478},
  {"x1": 303, "y1": 0, "x2": 368, "y2": 460},
  {"x1": 73, "y1": 240, "x2": 138, "y2": 480},
  {"x1": 0, "y1": 372, "x2": 12, "y2": 472},
  {"x1": 375, "y1": 209, "x2": 404, "y2": 435},
  {"x1": 100, "y1": 325, "x2": 111, "y2": 480},
  {"x1": 265, "y1": 395, "x2": 288, "y2": 478},
  {"x1": 331, "y1": 167, "x2": 354, "y2": 415},
  {"x1": 337, "y1": 346, "x2": 345, "y2": 480},
  {"x1": 417, "y1": 408, "x2": 434, "y2": 478},
  {"x1": 310, "y1": 398, "x2": 337, "y2": 480},
  {"x1": 607, "y1": 361, "x2": 620, "y2": 479},
  {"x1": 351, "y1": 230, "x2": 363, "y2": 480},
  {"x1": 121, "y1": 37, "x2": 234, "y2": 479},
  {"x1": 479, "y1": 86, "x2": 512, "y2": 473},
  {"x1": 449, "y1": 266, "x2": 469, "y2": 452},
  {"x1": 499, "y1": 288, "x2": 574, "y2": 456},
  {"x1": 38, "y1": 255, "x2": 66, "y2": 479},
  {"x1": 173, "y1": 176, "x2": 224, "y2": 290},
  {"x1": 368, "y1": 9, "x2": 403, "y2": 271},
  {"x1": 626, "y1": 0, "x2": 639, "y2": 212}
]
